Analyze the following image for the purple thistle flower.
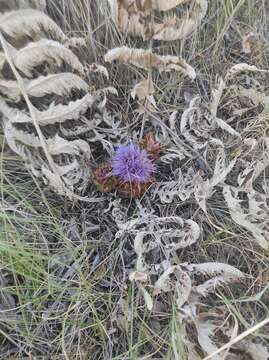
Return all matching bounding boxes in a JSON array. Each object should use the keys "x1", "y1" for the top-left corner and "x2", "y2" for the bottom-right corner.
[{"x1": 112, "y1": 143, "x2": 155, "y2": 183}]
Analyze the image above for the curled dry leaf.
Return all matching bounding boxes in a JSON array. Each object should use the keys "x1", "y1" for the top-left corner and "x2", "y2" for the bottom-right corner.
[
  {"x1": 242, "y1": 32, "x2": 267, "y2": 56},
  {"x1": 131, "y1": 76, "x2": 155, "y2": 100},
  {"x1": 133, "y1": 216, "x2": 200, "y2": 273},
  {"x1": 14, "y1": 0, "x2": 46, "y2": 11},
  {"x1": 152, "y1": 0, "x2": 208, "y2": 41},
  {"x1": 233, "y1": 340, "x2": 269, "y2": 360},
  {"x1": 109, "y1": 0, "x2": 208, "y2": 41},
  {"x1": 0, "y1": 9, "x2": 67, "y2": 46},
  {"x1": 129, "y1": 271, "x2": 148, "y2": 282},
  {"x1": 223, "y1": 186, "x2": 269, "y2": 249},
  {"x1": 153, "y1": 265, "x2": 191, "y2": 309},
  {"x1": 180, "y1": 96, "x2": 217, "y2": 149},
  {"x1": 194, "y1": 147, "x2": 238, "y2": 212},
  {"x1": 8, "y1": 39, "x2": 84, "y2": 77},
  {"x1": 0, "y1": 73, "x2": 89, "y2": 99},
  {"x1": 238, "y1": 138, "x2": 269, "y2": 191},
  {"x1": 4, "y1": 122, "x2": 91, "y2": 157},
  {"x1": 154, "y1": 167, "x2": 197, "y2": 203},
  {"x1": 0, "y1": 94, "x2": 95, "y2": 126},
  {"x1": 0, "y1": 0, "x2": 46, "y2": 11},
  {"x1": 225, "y1": 63, "x2": 267, "y2": 80},
  {"x1": 105, "y1": 46, "x2": 196, "y2": 79},
  {"x1": 195, "y1": 321, "x2": 222, "y2": 360},
  {"x1": 87, "y1": 63, "x2": 109, "y2": 79},
  {"x1": 185, "y1": 262, "x2": 245, "y2": 297},
  {"x1": 181, "y1": 94, "x2": 240, "y2": 150},
  {"x1": 186, "y1": 262, "x2": 245, "y2": 279}
]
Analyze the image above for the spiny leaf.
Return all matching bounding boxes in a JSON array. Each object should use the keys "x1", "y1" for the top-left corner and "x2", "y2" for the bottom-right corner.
[
  {"x1": 10, "y1": 39, "x2": 84, "y2": 77},
  {"x1": 153, "y1": 265, "x2": 191, "y2": 309},
  {"x1": 223, "y1": 186, "x2": 269, "y2": 249},
  {"x1": 109, "y1": 0, "x2": 208, "y2": 41},
  {"x1": 0, "y1": 9, "x2": 67, "y2": 46},
  {"x1": 0, "y1": 94, "x2": 95, "y2": 126},
  {"x1": 152, "y1": 0, "x2": 208, "y2": 41},
  {"x1": 0, "y1": 73, "x2": 89, "y2": 98},
  {"x1": 105, "y1": 46, "x2": 196, "y2": 79}
]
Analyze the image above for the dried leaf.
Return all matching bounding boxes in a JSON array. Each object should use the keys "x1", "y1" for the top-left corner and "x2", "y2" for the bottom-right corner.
[
  {"x1": 0, "y1": 0, "x2": 46, "y2": 11},
  {"x1": 133, "y1": 216, "x2": 200, "y2": 273},
  {"x1": 9, "y1": 39, "x2": 84, "y2": 77},
  {"x1": 194, "y1": 147, "x2": 238, "y2": 212},
  {"x1": 0, "y1": 9, "x2": 67, "y2": 46},
  {"x1": 41, "y1": 166, "x2": 70, "y2": 196},
  {"x1": 0, "y1": 93, "x2": 95, "y2": 126},
  {"x1": 154, "y1": 167, "x2": 196, "y2": 203},
  {"x1": 4, "y1": 122, "x2": 91, "y2": 157},
  {"x1": 26, "y1": 73, "x2": 89, "y2": 97},
  {"x1": 64, "y1": 37, "x2": 87, "y2": 49},
  {"x1": 105, "y1": 46, "x2": 196, "y2": 79},
  {"x1": 131, "y1": 76, "x2": 155, "y2": 100},
  {"x1": 15, "y1": 0, "x2": 46, "y2": 10},
  {"x1": 152, "y1": 0, "x2": 208, "y2": 41},
  {"x1": 233, "y1": 340, "x2": 269, "y2": 360},
  {"x1": 108, "y1": 0, "x2": 208, "y2": 41},
  {"x1": 129, "y1": 271, "x2": 148, "y2": 282},
  {"x1": 0, "y1": 73, "x2": 89, "y2": 99},
  {"x1": 223, "y1": 186, "x2": 269, "y2": 249},
  {"x1": 238, "y1": 138, "x2": 269, "y2": 190},
  {"x1": 195, "y1": 316, "x2": 223, "y2": 360},
  {"x1": 242, "y1": 32, "x2": 266, "y2": 56},
  {"x1": 185, "y1": 261, "x2": 245, "y2": 297},
  {"x1": 153, "y1": 265, "x2": 191, "y2": 309},
  {"x1": 87, "y1": 63, "x2": 109, "y2": 79},
  {"x1": 186, "y1": 262, "x2": 245, "y2": 279},
  {"x1": 226, "y1": 63, "x2": 267, "y2": 79}
]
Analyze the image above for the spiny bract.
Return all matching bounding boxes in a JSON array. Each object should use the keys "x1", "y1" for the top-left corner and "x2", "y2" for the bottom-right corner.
[{"x1": 112, "y1": 143, "x2": 156, "y2": 182}]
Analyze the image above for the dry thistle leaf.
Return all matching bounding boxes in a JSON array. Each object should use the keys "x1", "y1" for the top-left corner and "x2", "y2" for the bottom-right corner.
[
  {"x1": 186, "y1": 262, "x2": 245, "y2": 297},
  {"x1": 87, "y1": 63, "x2": 109, "y2": 79},
  {"x1": 105, "y1": 46, "x2": 196, "y2": 79},
  {"x1": 242, "y1": 32, "x2": 266, "y2": 56},
  {"x1": 129, "y1": 271, "x2": 148, "y2": 282},
  {"x1": 9, "y1": 39, "x2": 84, "y2": 77},
  {"x1": 153, "y1": 0, "x2": 208, "y2": 41},
  {"x1": 64, "y1": 37, "x2": 87, "y2": 49},
  {"x1": 108, "y1": 0, "x2": 208, "y2": 41},
  {"x1": 0, "y1": 94, "x2": 95, "y2": 126},
  {"x1": 233, "y1": 340, "x2": 269, "y2": 360},
  {"x1": 223, "y1": 186, "x2": 269, "y2": 249},
  {"x1": 131, "y1": 76, "x2": 155, "y2": 100},
  {"x1": 226, "y1": 63, "x2": 267, "y2": 79},
  {"x1": 195, "y1": 315, "x2": 223, "y2": 360},
  {"x1": 150, "y1": 0, "x2": 189, "y2": 11},
  {"x1": 0, "y1": 9, "x2": 67, "y2": 46},
  {"x1": 194, "y1": 147, "x2": 238, "y2": 212},
  {"x1": 0, "y1": 73, "x2": 89, "y2": 99},
  {"x1": 153, "y1": 265, "x2": 191, "y2": 309},
  {"x1": 0, "y1": 0, "x2": 46, "y2": 11}
]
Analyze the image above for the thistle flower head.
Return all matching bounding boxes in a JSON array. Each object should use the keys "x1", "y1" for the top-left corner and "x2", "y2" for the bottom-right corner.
[{"x1": 112, "y1": 143, "x2": 155, "y2": 182}]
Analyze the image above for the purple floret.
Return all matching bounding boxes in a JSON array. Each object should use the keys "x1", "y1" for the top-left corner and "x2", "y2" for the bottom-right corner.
[{"x1": 112, "y1": 143, "x2": 155, "y2": 182}]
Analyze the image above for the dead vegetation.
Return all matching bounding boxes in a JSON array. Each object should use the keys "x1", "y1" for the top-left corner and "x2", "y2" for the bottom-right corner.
[{"x1": 0, "y1": 0, "x2": 268, "y2": 359}]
